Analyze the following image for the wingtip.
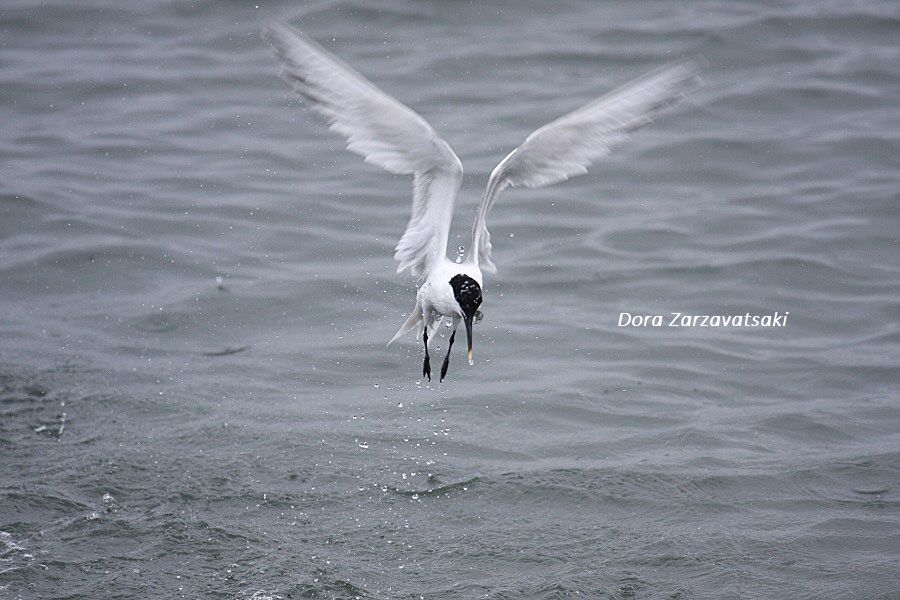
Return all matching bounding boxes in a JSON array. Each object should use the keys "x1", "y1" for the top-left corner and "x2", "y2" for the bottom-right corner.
[
  {"x1": 690, "y1": 53, "x2": 710, "y2": 71},
  {"x1": 260, "y1": 20, "x2": 311, "y2": 50},
  {"x1": 671, "y1": 55, "x2": 708, "y2": 88},
  {"x1": 260, "y1": 19, "x2": 286, "y2": 42}
]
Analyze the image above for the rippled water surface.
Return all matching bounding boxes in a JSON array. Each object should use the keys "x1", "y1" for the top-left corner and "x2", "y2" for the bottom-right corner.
[{"x1": 1, "y1": 1, "x2": 898, "y2": 598}]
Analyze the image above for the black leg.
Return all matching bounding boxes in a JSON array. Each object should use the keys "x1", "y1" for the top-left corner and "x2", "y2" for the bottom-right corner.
[
  {"x1": 440, "y1": 329, "x2": 456, "y2": 382},
  {"x1": 422, "y1": 326, "x2": 431, "y2": 381}
]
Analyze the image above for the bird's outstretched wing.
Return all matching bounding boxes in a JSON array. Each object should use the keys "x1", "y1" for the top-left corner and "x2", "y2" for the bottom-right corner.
[
  {"x1": 262, "y1": 22, "x2": 463, "y2": 279},
  {"x1": 471, "y1": 60, "x2": 702, "y2": 273}
]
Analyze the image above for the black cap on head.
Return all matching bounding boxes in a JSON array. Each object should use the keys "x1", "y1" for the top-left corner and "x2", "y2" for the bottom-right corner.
[{"x1": 449, "y1": 274, "x2": 482, "y2": 316}]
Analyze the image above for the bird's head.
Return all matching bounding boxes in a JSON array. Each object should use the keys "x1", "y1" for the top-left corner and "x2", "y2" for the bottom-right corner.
[{"x1": 449, "y1": 274, "x2": 482, "y2": 364}]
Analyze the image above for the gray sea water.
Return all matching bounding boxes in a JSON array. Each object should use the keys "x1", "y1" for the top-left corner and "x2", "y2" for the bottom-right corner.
[{"x1": 1, "y1": 1, "x2": 899, "y2": 598}]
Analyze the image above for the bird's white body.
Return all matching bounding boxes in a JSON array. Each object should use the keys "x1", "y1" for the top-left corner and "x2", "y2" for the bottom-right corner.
[
  {"x1": 421, "y1": 259, "x2": 481, "y2": 333},
  {"x1": 262, "y1": 21, "x2": 701, "y2": 378}
]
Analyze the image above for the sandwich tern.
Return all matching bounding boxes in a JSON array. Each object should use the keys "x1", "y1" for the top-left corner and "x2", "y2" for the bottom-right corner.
[{"x1": 262, "y1": 22, "x2": 701, "y2": 381}]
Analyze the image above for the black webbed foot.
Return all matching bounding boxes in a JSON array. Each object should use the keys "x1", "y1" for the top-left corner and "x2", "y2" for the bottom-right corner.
[{"x1": 440, "y1": 329, "x2": 456, "y2": 382}]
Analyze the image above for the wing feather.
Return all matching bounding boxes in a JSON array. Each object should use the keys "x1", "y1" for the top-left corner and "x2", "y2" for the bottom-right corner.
[
  {"x1": 471, "y1": 59, "x2": 702, "y2": 273},
  {"x1": 262, "y1": 22, "x2": 462, "y2": 278}
]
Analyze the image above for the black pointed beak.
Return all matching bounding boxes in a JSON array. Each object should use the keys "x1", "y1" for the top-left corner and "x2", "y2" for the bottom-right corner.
[{"x1": 464, "y1": 313, "x2": 475, "y2": 365}]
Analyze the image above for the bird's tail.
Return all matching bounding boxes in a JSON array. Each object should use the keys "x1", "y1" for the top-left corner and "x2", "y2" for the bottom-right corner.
[{"x1": 387, "y1": 302, "x2": 423, "y2": 347}]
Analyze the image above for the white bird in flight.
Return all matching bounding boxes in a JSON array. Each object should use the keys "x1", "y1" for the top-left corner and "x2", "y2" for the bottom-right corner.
[{"x1": 262, "y1": 22, "x2": 701, "y2": 382}]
